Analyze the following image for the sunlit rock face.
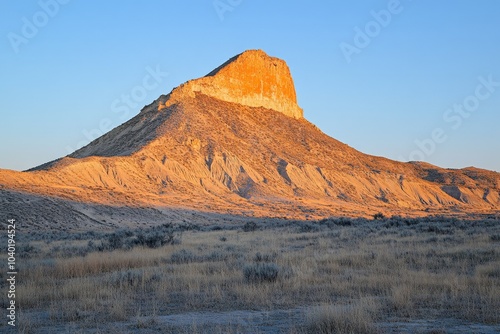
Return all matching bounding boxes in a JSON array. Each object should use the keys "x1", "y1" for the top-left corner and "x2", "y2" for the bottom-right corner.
[{"x1": 162, "y1": 49, "x2": 303, "y2": 119}]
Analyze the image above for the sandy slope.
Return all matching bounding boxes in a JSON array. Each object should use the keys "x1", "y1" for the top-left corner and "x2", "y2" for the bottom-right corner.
[{"x1": 1, "y1": 50, "x2": 499, "y2": 222}]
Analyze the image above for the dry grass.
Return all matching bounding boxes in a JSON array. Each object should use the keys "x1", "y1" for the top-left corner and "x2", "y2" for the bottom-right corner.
[
  {"x1": 305, "y1": 300, "x2": 378, "y2": 334},
  {"x1": 4, "y1": 217, "x2": 500, "y2": 332}
]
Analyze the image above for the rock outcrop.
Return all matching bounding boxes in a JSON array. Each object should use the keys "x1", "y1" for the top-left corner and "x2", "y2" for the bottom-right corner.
[{"x1": 162, "y1": 50, "x2": 303, "y2": 119}]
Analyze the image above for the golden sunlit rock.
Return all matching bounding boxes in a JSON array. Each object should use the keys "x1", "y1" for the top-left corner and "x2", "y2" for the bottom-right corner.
[{"x1": 163, "y1": 50, "x2": 303, "y2": 119}]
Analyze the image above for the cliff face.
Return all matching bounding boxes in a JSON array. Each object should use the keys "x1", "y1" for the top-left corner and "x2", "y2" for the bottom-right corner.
[
  {"x1": 0, "y1": 50, "x2": 499, "y2": 221},
  {"x1": 163, "y1": 50, "x2": 303, "y2": 119}
]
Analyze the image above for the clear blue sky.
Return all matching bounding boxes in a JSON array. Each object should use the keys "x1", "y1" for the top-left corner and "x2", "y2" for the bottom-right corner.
[{"x1": 1, "y1": 0, "x2": 499, "y2": 172}]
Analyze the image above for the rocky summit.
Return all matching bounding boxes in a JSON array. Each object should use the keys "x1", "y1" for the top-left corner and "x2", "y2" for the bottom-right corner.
[
  {"x1": 1, "y1": 50, "x2": 499, "y2": 228},
  {"x1": 163, "y1": 49, "x2": 303, "y2": 119}
]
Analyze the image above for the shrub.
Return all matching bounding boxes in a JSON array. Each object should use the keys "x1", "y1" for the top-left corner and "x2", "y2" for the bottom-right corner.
[
  {"x1": 136, "y1": 231, "x2": 172, "y2": 248},
  {"x1": 100, "y1": 225, "x2": 180, "y2": 251},
  {"x1": 51, "y1": 244, "x2": 89, "y2": 258},
  {"x1": 321, "y1": 217, "x2": 353, "y2": 227},
  {"x1": 243, "y1": 221, "x2": 258, "y2": 232},
  {"x1": 298, "y1": 223, "x2": 320, "y2": 233},
  {"x1": 204, "y1": 250, "x2": 229, "y2": 262},
  {"x1": 490, "y1": 234, "x2": 500, "y2": 242},
  {"x1": 110, "y1": 269, "x2": 145, "y2": 288},
  {"x1": 18, "y1": 244, "x2": 38, "y2": 258},
  {"x1": 243, "y1": 263, "x2": 280, "y2": 283},
  {"x1": 170, "y1": 249, "x2": 197, "y2": 264},
  {"x1": 306, "y1": 304, "x2": 377, "y2": 334},
  {"x1": 253, "y1": 252, "x2": 277, "y2": 263},
  {"x1": 107, "y1": 233, "x2": 123, "y2": 250},
  {"x1": 373, "y1": 212, "x2": 385, "y2": 220}
]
